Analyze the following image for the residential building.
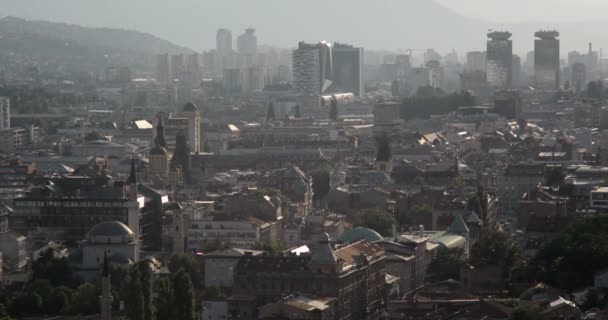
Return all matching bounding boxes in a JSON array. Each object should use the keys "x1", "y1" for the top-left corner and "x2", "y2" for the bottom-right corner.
[
  {"x1": 0, "y1": 97, "x2": 9, "y2": 129},
  {"x1": 374, "y1": 102, "x2": 402, "y2": 134},
  {"x1": 237, "y1": 28, "x2": 257, "y2": 68},
  {"x1": 466, "y1": 51, "x2": 486, "y2": 72},
  {"x1": 259, "y1": 296, "x2": 336, "y2": 320},
  {"x1": 494, "y1": 90, "x2": 522, "y2": 120},
  {"x1": 0, "y1": 203, "x2": 26, "y2": 271},
  {"x1": 202, "y1": 248, "x2": 263, "y2": 288},
  {"x1": 156, "y1": 54, "x2": 171, "y2": 84},
  {"x1": 497, "y1": 164, "x2": 546, "y2": 214},
  {"x1": 571, "y1": 62, "x2": 586, "y2": 92},
  {"x1": 231, "y1": 235, "x2": 386, "y2": 319}
]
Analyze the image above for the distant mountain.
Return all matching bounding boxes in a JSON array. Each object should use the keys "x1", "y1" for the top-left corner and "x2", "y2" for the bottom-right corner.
[{"x1": 0, "y1": 16, "x2": 194, "y2": 77}]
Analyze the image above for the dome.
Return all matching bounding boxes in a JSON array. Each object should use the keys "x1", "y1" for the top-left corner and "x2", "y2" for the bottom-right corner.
[
  {"x1": 88, "y1": 221, "x2": 134, "y2": 238},
  {"x1": 150, "y1": 145, "x2": 168, "y2": 156},
  {"x1": 337, "y1": 227, "x2": 383, "y2": 243},
  {"x1": 183, "y1": 102, "x2": 198, "y2": 112}
]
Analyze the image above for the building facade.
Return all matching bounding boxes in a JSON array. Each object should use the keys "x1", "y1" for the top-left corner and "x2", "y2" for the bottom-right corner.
[
  {"x1": 534, "y1": 30, "x2": 560, "y2": 90},
  {"x1": 156, "y1": 54, "x2": 171, "y2": 84},
  {"x1": 0, "y1": 97, "x2": 9, "y2": 129},
  {"x1": 486, "y1": 31, "x2": 513, "y2": 89},
  {"x1": 332, "y1": 43, "x2": 364, "y2": 97}
]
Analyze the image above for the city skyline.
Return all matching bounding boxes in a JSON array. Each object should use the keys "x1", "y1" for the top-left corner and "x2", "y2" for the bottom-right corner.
[{"x1": 2, "y1": 0, "x2": 608, "y2": 53}]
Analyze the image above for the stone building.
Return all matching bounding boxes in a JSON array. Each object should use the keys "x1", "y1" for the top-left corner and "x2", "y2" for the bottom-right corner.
[{"x1": 231, "y1": 234, "x2": 386, "y2": 319}]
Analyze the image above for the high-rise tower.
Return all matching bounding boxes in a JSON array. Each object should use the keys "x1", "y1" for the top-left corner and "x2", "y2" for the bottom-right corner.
[
  {"x1": 332, "y1": 43, "x2": 364, "y2": 97},
  {"x1": 486, "y1": 31, "x2": 513, "y2": 89},
  {"x1": 534, "y1": 30, "x2": 560, "y2": 90}
]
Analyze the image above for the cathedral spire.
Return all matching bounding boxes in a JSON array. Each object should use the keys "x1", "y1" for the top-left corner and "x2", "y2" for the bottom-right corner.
[{"x1": 154, "y1": 116, "x2": 167, "y2": 148}]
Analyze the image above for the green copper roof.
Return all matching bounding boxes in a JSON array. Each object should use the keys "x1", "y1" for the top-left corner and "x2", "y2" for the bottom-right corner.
[
  {"x1": 447, "y1": 215, "x2": 469, "y2": 236},
  {"x1": 338, "y1": 227, "x2": 384, "y2": 243}
]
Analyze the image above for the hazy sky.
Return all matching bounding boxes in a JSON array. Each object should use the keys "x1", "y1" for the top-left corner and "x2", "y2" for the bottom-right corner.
[
  {"x1": 436, "y1": 0, "x2": 608, "y2": 22},
  {"x1": 1, "y1": 0, "x2": 608, "y2": 52}
]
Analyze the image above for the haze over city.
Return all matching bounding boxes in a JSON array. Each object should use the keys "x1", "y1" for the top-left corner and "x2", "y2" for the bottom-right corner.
[
  {"x1": 3, "y1": 0, "x2": 608, "y2": 52},
  {"x1": 1, "y1": 1, "x2": 608, "y2": 319}
]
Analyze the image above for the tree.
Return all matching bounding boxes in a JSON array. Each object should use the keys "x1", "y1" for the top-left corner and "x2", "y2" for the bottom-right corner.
[
  {"x1": 544, "y1": 166, "x2": 565, "y2": 187},
  {"x1": 294, "y1": 104, "x2": 301, "y2": 118},
  {"x1": 401, "y1": 90, "x2": 476, "y2": 119},
  {"x1": 470, "y1": 230, "x2": 521, "y2": 282},
  {"x1": 266, "y1": 101, "x2": 276, "y2": 121},
  {"x1": 354, "y1": 208, "x2": 395, "y2": 237},
  {"x1": 168, "y1": 254, "x2": 203, "y2": 290},
  {"x1": 587, "y1": 80, "x2": 604, "y2": 100},
  {"x1": 375, "y1": 132, "x2": 391, "y2": 162},
  {"x1": 70, "y1": 283, "x2": 99, "y2": 316},
  {"x1": 329, "y1": 96, "x2": 338, "y2": 121},
  {"x1": 28, "y1": 279, "x2": 53, "y2": 304},
  {"x1": 44, "y1": 286, "x2": 73, "y2": 315},
  {"x1": 84, "y1": 131, "x2": 106, "y2": 142},
  {"x1": 533, "y1": 216, "x2": 608, "y2": 290},
  {"x1": 0, "y1": 304, "x2": 10, "y2": 320},
  {"x1": 31, "y1": 249, "x2": 74, "y2": 287},
  {"x1": 154, "y1": 277, "x2": 173, "y2": 320},
  {"x1": 311, "y1": 169, "x2": 330, "y2": 201},
  {"x1": 396, "y1": 205, "x2": 433, "y2": 227},
  {"x1": 10, "y1": 292, "x2": 42, "y2": 315},
  {"x1": 427, "y1": 248, "x2": 465, "y2": 280},
  {"x1": 252, "y1": 241, "x2": 284, "y2": 254},
  {"x1": 510, "y1": 304, "x2": 546, "y2": 320},
  {"x1": 124, "y1": 265, "x2": 144, "y2": 320},
  {"x1": 136, "y1": 261, "x2": 153, "y2": 320},
  {"x1": 172, "y1": 268, "x2": 196, "y2": 320}
]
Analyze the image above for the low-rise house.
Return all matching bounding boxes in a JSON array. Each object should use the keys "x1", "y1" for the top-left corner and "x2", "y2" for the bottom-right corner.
[{"x1": 202, "y1": 248, "x2": 263, "y2": 288}]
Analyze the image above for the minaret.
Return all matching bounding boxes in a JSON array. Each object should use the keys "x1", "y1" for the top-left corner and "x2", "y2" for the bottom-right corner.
[
  {"x1": 99, "y1": 252, "x2": 113, "y2": 320},
  {"x1": 127, "y1": 158, "x2": 140, "y2": 260}
]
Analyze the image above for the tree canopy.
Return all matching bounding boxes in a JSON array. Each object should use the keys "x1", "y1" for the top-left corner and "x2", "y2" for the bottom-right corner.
[
  {"x1": 31, "y1": 249, "x2": 74, "y2": 287},
  {"x1": 470, "y1": 230, "x2": 521, "y2": 276},
  {"x1": 266, "y1": 101, "x2": 276, "y2": 121},
  {"x1": 375, "y1": 132, "x2": 391, "y2": 162},
  {"x1": 354, "y1": 208, "x2": 395, "y2": 237},
  {"x1": 401, "y1": 89, "x2": 476, "y2": 119},
  {"x1": 329, "y1": 96, "x2": 338, "y2": 121},
  {"x1": 172, "y1": 268, "x2": 196, "y2": 320},
  {"x1": 533, "y1": 216, "x2": 608, "y2": 290},
  {"x1": 311, "y1": 168, "x2": 330, "y2": 201},
  {"x1": 168, "y1": 254, "x2": 203, "y2": 290},
  {"x1": 544, "y1": 166, "x2": 565, "y2": 187}
]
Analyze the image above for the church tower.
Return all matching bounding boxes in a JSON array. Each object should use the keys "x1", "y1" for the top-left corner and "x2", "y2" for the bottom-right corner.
[
  {"x1": 149, "y1": 118, "x2": 169, "y2": 178},
  {"x1": 99, "y1": 252, "x2": 113, "y2": 320}
]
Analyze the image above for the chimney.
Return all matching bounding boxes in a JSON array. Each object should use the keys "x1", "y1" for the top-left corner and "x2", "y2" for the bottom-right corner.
[{"x1": 419, "y1": 225, "x2": 424, "y2": 237}]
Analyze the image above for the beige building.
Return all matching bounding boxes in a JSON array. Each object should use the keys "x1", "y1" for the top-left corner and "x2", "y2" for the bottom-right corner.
[{"x1": 154, "y1": 102, "x2": 201, "y2": 153}]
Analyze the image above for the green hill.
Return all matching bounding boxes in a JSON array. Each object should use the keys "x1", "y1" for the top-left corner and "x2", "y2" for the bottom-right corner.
[{"x1": 0, "y1": 16, "x2": 194, "y2": 77}]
